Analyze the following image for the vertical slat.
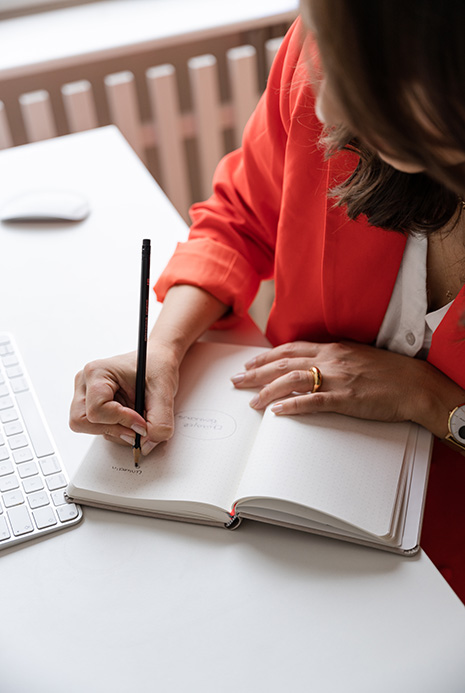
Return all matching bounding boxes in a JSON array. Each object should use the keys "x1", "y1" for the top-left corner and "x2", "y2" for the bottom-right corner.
[
  {"x1": 188, "y1": 54, "x2": 224, "y2": 200},
  {"x1": 265, "y1": 37, "x2": 284, "y2": 74},
  {"x1": 146, "y1": 64, "x2": 191, "y2": 220},
  {"x1": 19, "y1": 90, "x2": 57, "y2": 143},
  {"x1": 226, "y1": 45, "x2": 260, "y2": 148},
  {"x1": 104, "y1": 71, "x2": 145, "y2": 162},
  {"x1": 253, "y1": 37, "x2": 282, "y2": 331},
  {"x1": 0, "y1": 101, "x2": 13, "y2": 149},
  {"x1": 61, "y1": 80, "x2": 98, "y2": 133}
]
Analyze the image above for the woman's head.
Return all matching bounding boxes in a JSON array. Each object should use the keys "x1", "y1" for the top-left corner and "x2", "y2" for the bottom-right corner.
[
  {"x1": 299, "y1": 0, "x2": 465, "y2": 232},
  {"x1": 301, "y1": 0, "x2": 465, "y2": 189}
]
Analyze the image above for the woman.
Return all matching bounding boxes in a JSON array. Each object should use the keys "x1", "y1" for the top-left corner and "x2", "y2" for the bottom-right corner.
[{"x1": 70, "y1": 2, "x2": 465, "y2": 599}]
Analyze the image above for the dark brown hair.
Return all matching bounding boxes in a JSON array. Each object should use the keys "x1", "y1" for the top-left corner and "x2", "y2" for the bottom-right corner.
[
  {"x1": 325, "y1": 129, "x2": 460, "y2": 234},
  {"x1": 304, "y1": 0, "x2": 465, "y2": 233}
]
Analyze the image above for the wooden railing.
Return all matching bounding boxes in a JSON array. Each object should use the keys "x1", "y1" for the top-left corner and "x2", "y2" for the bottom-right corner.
[{"x1": 0, "y1": 37, "x2": 283, "y2": 221}]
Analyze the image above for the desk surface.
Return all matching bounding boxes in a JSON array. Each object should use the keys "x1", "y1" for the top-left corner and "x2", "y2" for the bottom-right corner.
[{"x1": 0, "y1": 127, "x2": 463, "y2": 693}]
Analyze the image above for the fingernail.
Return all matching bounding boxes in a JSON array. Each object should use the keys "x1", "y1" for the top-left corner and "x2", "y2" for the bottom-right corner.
[
  {"x1": 120, "y1": 434, "x2": 135, "y2": 445},
  {"x1": 141, "y1": 440, "x2": 158, "y2": 456},
  {"x1": 249, "y1": 395, "x2": 260, "y2": 408},
  {"x1": 244, "y1": 357, "x2": 256, "y2": 369},
  {"x1": 131, "y1": 424, "x2": 147, "y2": 437},
  {"x1": 231, "y1": 372, "x2": 245, "y2": 384},
  {"x1": 271, "y1": 403, "x2": 283, "y2": 414}
]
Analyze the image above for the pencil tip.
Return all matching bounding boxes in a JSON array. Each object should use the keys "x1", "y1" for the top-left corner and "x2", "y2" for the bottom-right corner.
[{"x1": 133, "y1": 447, "x2": 140, "y2": 468}]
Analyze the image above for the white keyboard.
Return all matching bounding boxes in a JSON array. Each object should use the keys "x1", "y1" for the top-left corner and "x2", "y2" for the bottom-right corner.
[{"x1": 0, "y1": 333, "x2": 82, "y2": 548}]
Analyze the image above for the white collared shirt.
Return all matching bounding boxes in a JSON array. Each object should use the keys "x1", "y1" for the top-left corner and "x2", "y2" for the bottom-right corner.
[{"x1": 376, "y1": 234, "x2": 452, "y2": 357}]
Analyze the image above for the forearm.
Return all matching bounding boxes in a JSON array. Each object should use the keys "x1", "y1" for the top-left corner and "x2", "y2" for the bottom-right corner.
[{"x1": 148, "y1": 284, "x2": 229, "y2": 363}]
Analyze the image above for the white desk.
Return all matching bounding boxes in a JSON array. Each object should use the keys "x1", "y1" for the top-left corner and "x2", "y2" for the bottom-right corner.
[{"x1": 0, "y1": 127, "x2": 463, "y2": 693}]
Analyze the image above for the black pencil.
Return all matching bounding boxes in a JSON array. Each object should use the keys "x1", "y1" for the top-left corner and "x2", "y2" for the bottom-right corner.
[{"x1": 133, "y1": 238, "x2": 151, "y2": 467}]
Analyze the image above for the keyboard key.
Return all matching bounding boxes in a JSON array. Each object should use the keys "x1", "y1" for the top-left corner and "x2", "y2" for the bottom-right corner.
[
  {"x1": 22, "y1": 476, "x2": 44, "y2": 494},
  {"x1": 57, "y1": 503, "x2": 79, "y2": 523},
  {"x1": 0, "y1": 384, "x2": 9, "y2": 397},
  {"x1": 7, "y1": 505, "x2": 34, "y2": 536},
  {"x1": 13, "y1": 448, "x2": 34, "y2": 464},
  {"x1": 17, "y1": 461, "x2": 39, "y2": 479},
  {"x1": 39, "y1": 456, "x2": 61, "y2": 476},
  {"x1": 0, "y1": 432, "x2": 4, "y2": 445},
  {"x1": 28, "y1": 491, "x2": 50, "y2": 510},
  {"x1": 4, "y1": 420, "x2": 23, "y2": 436},
  {"x1": 0, "y1": 516, "x2": 11, "y2": 541},
  {"x1": 0, "y1": 475, "x2": 19, "y2": 493},
  {"x1": 0, "y1": 398, "x2": 14, "y2": 413},
  {"x1": 46, "y1": 473, "x2": 67, "y2": 491},
  {"x1": 33, "y1": 506, "x2": 57, "y2": 530},
  {"x1": 0, "y1": 449, "x2": 11, "y2": 463},
  {"x1": 3, "y1": 489, "x2": 25, "y2": 507},
  {"x1": 6, "y1": 365, "x2": 23, "y2": 379},
  {"x1": 8, "y1": 434, "x2": 28, "y2": 450},
  {"x1": 51, "y1": 489, "x2": 67, "y2": 506},
  {"x1": 2, "y1": 354, "x2": 18, "y2": 367},
  {"x1": 10, "y1": 378, "x2": 28, "y2": 394},
  {"x1": 15, "y1": 390, "x2": 54, "y2": 458},
  {"x1": 0, "y1": 459, "x2": 14, "y2": 475}
]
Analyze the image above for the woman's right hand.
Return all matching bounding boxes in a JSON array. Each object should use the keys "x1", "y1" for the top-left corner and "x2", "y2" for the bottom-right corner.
[
  {"x1": 70, "y1": 284, "x2": 229, "y2": 456},
  {"x1": 69, "y1": 343, "x2": 180, "y2": 456}
]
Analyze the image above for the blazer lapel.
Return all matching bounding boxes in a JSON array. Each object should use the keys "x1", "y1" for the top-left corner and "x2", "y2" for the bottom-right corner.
[
  {"x1": 428, "y1": 288, "x2": 465, "y2": 389},
  {"x1": 322, "y1": 158, "x2": 407, "y2": 341}
]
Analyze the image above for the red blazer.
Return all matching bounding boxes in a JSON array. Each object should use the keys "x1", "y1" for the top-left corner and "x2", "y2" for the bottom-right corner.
[
  {"x1": 155, "y1": 19, "x2": 465, "y2": 389},
  {"x1": 155, "y1": 19, "x2": 465, "y2": 599}
]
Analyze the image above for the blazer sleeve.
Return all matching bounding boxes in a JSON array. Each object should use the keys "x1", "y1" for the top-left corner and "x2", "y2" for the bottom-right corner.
[{"x1": 154, "y1": 18, "x2": 308, "y2": 326}]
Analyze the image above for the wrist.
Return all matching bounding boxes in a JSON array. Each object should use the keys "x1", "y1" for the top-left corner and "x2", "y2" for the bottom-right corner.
[
  {"x1": 410, "y1": 360, "x2": 465, "y2": 439},
  {"x1": 147, "y1": 328, "x2": 191, "y2": 365},
  {"x1": 148, "y1": 284, "x2": 228, "y2": 363},
  {"x1": 444, "y1": 404, "x2": 465, "y2": 452}
]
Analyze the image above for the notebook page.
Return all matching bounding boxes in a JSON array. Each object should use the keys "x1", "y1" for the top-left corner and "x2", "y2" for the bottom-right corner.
[
  {"x1": 69, "y1": 343, "x2": 265, "y2": 516},
  {"x1": 234, "y1": 409, "x2": 411, "y2": 537}
]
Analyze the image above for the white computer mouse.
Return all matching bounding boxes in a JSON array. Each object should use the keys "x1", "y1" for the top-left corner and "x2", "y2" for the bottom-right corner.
[{"x1": 0, "y1": 189, "x2": 91, "y2": 223}]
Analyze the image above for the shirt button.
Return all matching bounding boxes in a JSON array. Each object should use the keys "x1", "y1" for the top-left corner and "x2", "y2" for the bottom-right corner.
[{"x1": 405, "y1": 331, "x2": 416, "y2": 346}]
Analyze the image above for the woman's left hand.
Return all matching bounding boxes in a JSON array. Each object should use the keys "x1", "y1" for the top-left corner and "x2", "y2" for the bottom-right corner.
[{"x1": 230, "y1": 340, "x2": 464, "y2": 437}]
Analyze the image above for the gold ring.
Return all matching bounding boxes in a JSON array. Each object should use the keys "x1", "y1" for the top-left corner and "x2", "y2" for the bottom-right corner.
[{"x1": 309, "y1": 366, "x2": 322, "y2": 393}]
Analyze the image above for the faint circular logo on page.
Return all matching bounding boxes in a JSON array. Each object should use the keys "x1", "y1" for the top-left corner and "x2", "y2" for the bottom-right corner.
[{"x1": 175, "y1": 409, "x2": 237, "y2": 440}]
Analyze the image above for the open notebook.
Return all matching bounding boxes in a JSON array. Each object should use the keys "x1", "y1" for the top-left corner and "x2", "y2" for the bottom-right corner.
[{"x1": 67, "y1": 342, "x2": 432, "y2": 554}]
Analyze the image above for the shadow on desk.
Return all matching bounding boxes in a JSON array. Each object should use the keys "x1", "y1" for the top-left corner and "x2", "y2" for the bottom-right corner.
[{"x1": 65, "y1": 505, "x2": 404, "y2": 585}]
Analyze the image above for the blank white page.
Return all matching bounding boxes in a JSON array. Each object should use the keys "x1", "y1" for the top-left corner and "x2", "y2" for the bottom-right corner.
[{"x1": 235, "y1": 408, "x2": 411, "y2": 537}]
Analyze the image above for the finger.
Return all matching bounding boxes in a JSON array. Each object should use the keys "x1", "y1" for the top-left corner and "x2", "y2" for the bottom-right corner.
[
  {"x1": 71, "y1": 395, "x2": 146, "y2": 438},
  {"x1": 103, "y1": 433, "x2": 159, "y2": 458},
  {"x1": 103, "y1": 433, "x2": 134, "y2": 447},
  {"x1": 270, "y1": 391, "x2": 345, "y2": 416},
  {"x1": 84, "y1": 378, "x2": 147, "y2": 432},
  {"x1": 232, "y1": 357, "x2": 315, "y2": 389},
  {"x1": 70, "y1": 373, "x2": 146, "y2": 438},
  {"x1": 244, "y1": 342, "x2": 321, "y2": 370},
  {"x1": 71, "y1": 409, "x2": 142, "y2": 440},
  {"x1": 249, "y1": 369, "x2": 318, "y2": 410}
]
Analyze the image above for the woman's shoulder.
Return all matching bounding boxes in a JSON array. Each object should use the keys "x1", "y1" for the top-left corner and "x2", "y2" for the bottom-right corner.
[{"x1": 267, "y1": 18, "x2": 322, "y2": 140}]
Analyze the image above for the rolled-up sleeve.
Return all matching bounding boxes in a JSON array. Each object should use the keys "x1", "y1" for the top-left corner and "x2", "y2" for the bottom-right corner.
[{"x1": 154, "y1": 18, "x2": 305, "y2": 326}]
